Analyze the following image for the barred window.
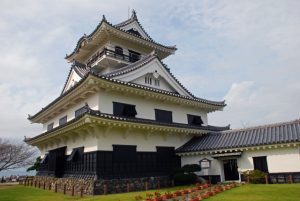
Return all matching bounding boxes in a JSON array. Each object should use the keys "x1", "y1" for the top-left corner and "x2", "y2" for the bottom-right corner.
[
  {"x1": 59, "y1": 116, "x2": 67, "y2": 126},
  {"x1": 47, "y1": 123, "x2": 54, "y2": 131},
  {"x1": 75, "y1": 106, "x2": 88, "y2": 118}
]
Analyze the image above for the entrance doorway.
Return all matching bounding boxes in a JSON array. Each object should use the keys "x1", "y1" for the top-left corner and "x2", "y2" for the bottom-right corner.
[{"x1": 223, "y1": 159, "x2": 239, "y2": 181}]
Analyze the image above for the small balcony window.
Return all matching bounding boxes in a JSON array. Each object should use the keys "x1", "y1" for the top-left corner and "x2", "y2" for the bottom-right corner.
[
  {"x1": 47, "y1": 123, "x2": 54, "y2": 131},
  {"x1": 75, "y1": 106, "x2": 88, "y2": 118},
  {"x1": 187, "y1": 114, "x2": 203, "y2": 126},
  {"x1": 155, "y1": 109, "x2": 172, "y2": 123},
  {"x1": 59, "y1": 116, "x2": 67, "y2": 126},
  {"x1": 113, "y1": 102, "x2": 137, "y2": 118}
]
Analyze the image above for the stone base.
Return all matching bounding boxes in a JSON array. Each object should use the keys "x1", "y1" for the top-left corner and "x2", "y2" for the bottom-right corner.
[
  {"x1": 93, "y1": 176, "x2": 173, "y2": 195},
  {"x1": 33, "y1": 176, "x2": 94, "y2": 195},
  {"x1": 31, "y1": 175, "x2": 173, "y2": 195}
]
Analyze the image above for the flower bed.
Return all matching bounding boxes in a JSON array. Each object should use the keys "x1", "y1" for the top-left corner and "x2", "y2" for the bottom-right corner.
[{"x1": 135, "y1": 182, "x2": 241, "y2": 201}]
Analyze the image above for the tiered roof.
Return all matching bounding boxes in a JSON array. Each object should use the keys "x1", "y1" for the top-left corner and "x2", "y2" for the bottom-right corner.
[
  {"x1": 29, "y1": 53, "x2": 226, "y2": 122},
  {"x1": 26, "y1": 105, "x2": 230, "y2": 144},
  {"x1": 65, "y1": 11, "x2": 176, "y2": 62}
]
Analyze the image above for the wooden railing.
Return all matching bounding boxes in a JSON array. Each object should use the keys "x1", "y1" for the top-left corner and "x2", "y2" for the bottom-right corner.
[{"x1": 87, "y1": 48, "x2": 140, "y2": 67}]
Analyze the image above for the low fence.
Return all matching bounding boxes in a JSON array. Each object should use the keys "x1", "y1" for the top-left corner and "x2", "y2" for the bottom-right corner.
[
  {"x1": 20, "y1": 176, "x2": 174, "y2": 196},
  {"x1": 20, "y1": 176, "x2": 93, "y2": 197},
  {"x1": 244, "y1": 172, "x2": 300, "y2": 184}
]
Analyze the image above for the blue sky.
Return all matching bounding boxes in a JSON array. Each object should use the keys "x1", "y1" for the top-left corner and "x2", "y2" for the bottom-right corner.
[{"x1": 0, "y1": 0, "x2": 300, "y2": 140}]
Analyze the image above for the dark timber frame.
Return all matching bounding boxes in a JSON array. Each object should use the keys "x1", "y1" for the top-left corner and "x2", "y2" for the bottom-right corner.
[{"x1": 38, "y1": 146, "x2": 180, "y2": 179}]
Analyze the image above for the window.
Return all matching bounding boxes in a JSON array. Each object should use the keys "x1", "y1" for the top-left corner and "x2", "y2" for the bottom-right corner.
[
  {"x1": 67, "y1": 147, "x2": 84, "y2": 162},
  {"x1": 113, "y1": 145, "x2": 137, "y2": 162},
  {"x1": 113, "y1": 102, "x2": 137, "y2": 117},
  {"x1": 253, "y1": 156, "x2": 269, "y2": 173},
  {"x1": 115, "y1": 46, "x2": 123, "y2": 55},
  {"x1": 155, "y1": 109, "x2": 172, "y2": 123},
  {"x1": 75, "y1": 106, "x2": 87, "y2": 118},
  {"x1": 59, "y1": 116, "x2": 67, "y2": 126},
  {"x1": 187, "y1": 114, "x2": 203, "y2": 126},
  {"x1": 129, "y1": 50, "x2": 140, "y2": 62},
  {"x1": 47, "y1": 123, "x2": 54, "y2": 131},
  {"x1": 145, "y1": 76, "x2": 152, "y2": 85},
  {"x1": 154, "y1": 79, "x2": 160, "y2": 86}
]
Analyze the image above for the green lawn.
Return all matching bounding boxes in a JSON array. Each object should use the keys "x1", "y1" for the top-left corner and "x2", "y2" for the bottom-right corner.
[
  {"x1": 208, "y1": 184, "x2": 300, "y2": 201},
  {"x1": 0, "y1": 184, "x2": 300, "y2": 201}
]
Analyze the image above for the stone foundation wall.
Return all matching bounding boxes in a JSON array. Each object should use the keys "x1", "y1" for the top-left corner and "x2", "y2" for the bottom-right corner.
[
  {"x1": 32, "y1": 176, "x2": 94, "y2": 195},
  {"x1": 26, "y1": 176, "x2": 173, "y2": 195},
  {"x1": 93, "y1": 176, "x2": 173, "y2": 195}
]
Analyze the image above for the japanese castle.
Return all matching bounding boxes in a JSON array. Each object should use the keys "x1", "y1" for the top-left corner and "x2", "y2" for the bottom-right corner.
[{"x1": 26, "y1": 10, "x2": 300, "y2": 193}]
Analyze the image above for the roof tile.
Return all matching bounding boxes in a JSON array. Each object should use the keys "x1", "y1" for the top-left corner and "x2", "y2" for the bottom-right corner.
[{"x1": 176, "y1": 119, "x2": 300, "y2": 153}]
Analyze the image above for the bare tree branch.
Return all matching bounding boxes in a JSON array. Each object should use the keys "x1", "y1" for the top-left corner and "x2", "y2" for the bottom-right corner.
[{"x1": 0, "y1": 138, "x2": 37, "y2": 172}]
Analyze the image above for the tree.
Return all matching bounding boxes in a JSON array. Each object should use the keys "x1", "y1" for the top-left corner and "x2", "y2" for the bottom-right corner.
[
  {"x1": 0, "y1": 138, "x2": 37, "y2": 172},
  {"x1": 27, "y1": 156, "x2": 42, "y2": 172}
]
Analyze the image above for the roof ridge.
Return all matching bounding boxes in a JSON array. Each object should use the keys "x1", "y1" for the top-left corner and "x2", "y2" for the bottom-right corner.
[{"x1": 221, "y1": 119, "x2": 300, "y2": 133}]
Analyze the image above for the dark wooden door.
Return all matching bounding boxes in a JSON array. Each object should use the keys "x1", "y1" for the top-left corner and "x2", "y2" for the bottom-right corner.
[
  {"x1": 223, "y1": 159, "x2": 239, "y2": 181},
  {"x1": 48, "y1": 147, "x2": 66, "y2": 178}
]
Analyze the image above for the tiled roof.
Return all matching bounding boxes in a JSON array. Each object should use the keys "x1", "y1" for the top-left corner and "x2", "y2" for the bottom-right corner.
[
  {"x1": 103, "y1": 51, "x2": 197, "y2": 98},
  {"x1": 114, "y1": 10, "x2": 154, "y2": 41},
  {"x1": 26, "y1": 107, "x2": 230, "y2": 143},
  {"x1": 103, "y1": 53, "x2": 156, "y2": 78},
  {"x1": 72, "y1": 61, "x2": 90, "y2": 77},
  {"x1": 60, "y1": 61, "x2": 90, "y2": 95},
  {"x1": 176, "y1": 119, "x2": 300, "y2": 153},
  {"x1": 29, "y1": 68, "x2": 226, "y2": 121},
  {"x1": 65, "y1": 14, "x2": 176, "y2": 60}
]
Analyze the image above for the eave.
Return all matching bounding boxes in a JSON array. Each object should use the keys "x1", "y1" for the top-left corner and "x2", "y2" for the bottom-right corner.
[
  {"x1": 26, "y1": 111, "x2": 227, "y2": 146},
  {"x1": 28, "y1": 73, "x2": 226, "y2": 123},
  {"x1": 65, "y1": 18, "x2": 176, "y2": 63},
  {"x1": 176, "y1": 142, "x2": 300, "y2": 157}
]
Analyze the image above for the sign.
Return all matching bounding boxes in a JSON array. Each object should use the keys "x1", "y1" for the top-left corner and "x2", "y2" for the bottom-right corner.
[{"x1": 199, "y1": 158, "x2": 211, "y2": 169}]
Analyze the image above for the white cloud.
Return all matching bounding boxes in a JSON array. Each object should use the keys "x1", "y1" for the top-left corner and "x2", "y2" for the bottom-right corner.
[
  {"x1": 210, "y1": 81, "x2": 300, "y2": 128},
  {"x1": 0, "y1": 0, "x2": 299, "y2": 139}
]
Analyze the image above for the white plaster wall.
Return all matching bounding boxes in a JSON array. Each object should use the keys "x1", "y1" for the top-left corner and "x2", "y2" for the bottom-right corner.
[
  {"x1": 238, "y1": 147, "x2": 300, "y2": 173},
  {"x1": 180, "y1": 146, "x2": 300, "y2": 182},
  {"x1": 98, "y1": 89, "x2": 208, "y2": 125},
  {"x1": 95, "y1": 127, "x2": 192, "y2": 152},
  {"x1": 41, "y1": 127, "x2": 193, "y2": 155},
  {"x1": 41, "y1": 84, "x2": 208, "y2": 134},
  {"x1": 42, "y1": 93, "x2": 99, "y2": 132}
]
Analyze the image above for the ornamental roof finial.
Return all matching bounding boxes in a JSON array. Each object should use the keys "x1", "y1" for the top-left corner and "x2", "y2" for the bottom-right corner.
[
  {"x1": 131, "y1": 9, "x2": 137, "y2": 19},
  {"x1": 102, "y1": 14, "x2": 107, "y2": 21}
]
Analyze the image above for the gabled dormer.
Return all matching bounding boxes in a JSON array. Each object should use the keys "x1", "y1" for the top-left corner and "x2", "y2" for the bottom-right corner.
[
  {"x1": 103, "y1": 51, "x2": 194, "y2": 97},
  {"x1": 114, "y1": 10, "x2": 153, "y2": 41}
]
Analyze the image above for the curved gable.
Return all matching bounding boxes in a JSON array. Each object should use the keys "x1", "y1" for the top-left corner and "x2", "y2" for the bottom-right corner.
[
  {"x1": 61, "y1": 69, "x2": 82, "y2": 94},
  {"x1": 110, "y1": 57, "x2": 193, "y2": 97}
]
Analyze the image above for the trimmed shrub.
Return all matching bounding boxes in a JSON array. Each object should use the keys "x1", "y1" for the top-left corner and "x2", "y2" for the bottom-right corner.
[
  {"x1": 174, "y1": 172, "x2": 197, "y2": 185},
  {"x1": 243, "y1": 170, "x2": 267, "y2": 184}
]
